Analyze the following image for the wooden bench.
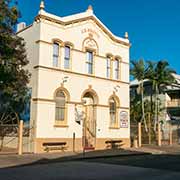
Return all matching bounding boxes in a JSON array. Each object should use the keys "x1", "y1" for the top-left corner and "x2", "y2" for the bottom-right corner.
[
  {"x1": 105, "y1": 140, "x2": 122, "y2": 149},
  {"x1": 43, "y1": 142, "x2": 67, "y2": 152}
]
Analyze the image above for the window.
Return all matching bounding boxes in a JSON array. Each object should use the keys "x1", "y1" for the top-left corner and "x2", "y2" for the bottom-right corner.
[
  {"x1": 86, "y1": 51, "x2": 93, "y2": 74},
  {"x1": 114, "y1": 59, "x2": 119, "y2": 79},
  {"x1": 106, "y1": 57, "x2": 111, "y2": 78},
  {"x1": 109, "y1": 97, "x2": 117, "y2": 126},
  {"x1": 53, "y1": 43, "x2": 59, "y2": 67},
  {"x1": 55, "y1": 90, "x2": 66, "y2": 123},
  {"x1": 64, "y1": 46, "x2": 70, "y2": 69}
]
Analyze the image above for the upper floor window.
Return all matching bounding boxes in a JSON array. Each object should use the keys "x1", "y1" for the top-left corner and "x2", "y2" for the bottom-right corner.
[
  {"x1": 114, "y1": 59, "x2": 119, "y2": 79},
  {"x1": 106, "y1": 57, "x2": 111, "y2": 78},
  {"x1": 86, "y1": 51, "x2": 93, "y2": 74},
  {"x1": 53, "y1": 43, "x2": 59, "y2": 67},
  {"x1": 64, "y1": 46, "x2": 70, "y2": 69}
]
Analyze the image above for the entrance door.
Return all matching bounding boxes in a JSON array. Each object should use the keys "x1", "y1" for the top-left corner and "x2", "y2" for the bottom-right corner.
[{"x1": 82, "y1": 93, "x2": 96, "y2": 150}]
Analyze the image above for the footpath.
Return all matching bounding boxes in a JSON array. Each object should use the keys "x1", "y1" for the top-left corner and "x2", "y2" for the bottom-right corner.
[
  {"x1": 0, "y1": 145, "x2": 180, "y2": 168},
  {"x1": 0, "y1": 149, "x2": 148, "y2": 168},
  {"x1": 128, "y1": 145, "x2": 180, "y2": 154}
]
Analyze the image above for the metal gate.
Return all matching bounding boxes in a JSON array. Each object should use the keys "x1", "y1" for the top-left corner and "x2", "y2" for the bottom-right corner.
[{"x1": 0, "y1": 112, "x2": 19, "y2": 153}]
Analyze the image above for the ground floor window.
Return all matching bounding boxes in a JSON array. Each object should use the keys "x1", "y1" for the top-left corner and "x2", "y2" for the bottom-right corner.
[
  {"x1": 109, "y1": 96, "x2": 119, "y2": 128},
  {"x1": 55, "y1": 90, "x2": 67, "y2": 126}
]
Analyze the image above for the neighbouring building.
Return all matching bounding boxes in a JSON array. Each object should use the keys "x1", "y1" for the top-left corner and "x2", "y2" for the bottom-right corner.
[
  {"x1": 17, "y1": 1, "x2": 130, "y2": 153},
  {"x1": 130, "y1": 74, "x2": 180, "y2": 143},
  {"x1": 130, "y1": 74, "x2": 180, "y2": 122}
]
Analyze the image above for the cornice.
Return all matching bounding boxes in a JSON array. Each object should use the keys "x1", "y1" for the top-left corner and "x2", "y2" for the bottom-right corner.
[
  {"x1": 32, "y1": 98, "x2": 129, "y2": 110},
  {"x1": 34, "y1": 65, "x2": 130, "y2": 85}
]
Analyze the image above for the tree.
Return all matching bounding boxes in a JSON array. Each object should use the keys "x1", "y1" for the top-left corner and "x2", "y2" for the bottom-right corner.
[
  {"x1": 146, "y1": 60, "x2": 176, "y2": 130},
  {"x1": 130, "y1": 59, "x2": 149, "y2": 131},
  {"x1": 0, "y1": 0, "x2": 30, "y2": 124}
]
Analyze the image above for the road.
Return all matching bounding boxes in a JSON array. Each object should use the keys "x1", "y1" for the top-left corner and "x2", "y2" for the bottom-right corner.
[{"x1": 0, "y1": 154, "x2": 180, "y2": 179}]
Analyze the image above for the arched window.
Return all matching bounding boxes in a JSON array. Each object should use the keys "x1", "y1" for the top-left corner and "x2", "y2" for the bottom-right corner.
[
  {"x1": 55, "y1": 90, "x2": 66, "y2": 124},
  {"x1": 109, "y1": 97, "x2": 117, "y2": 127},
  {"x1": 114, "y1": 58, "x2": 119, "y2": 79},
  {"x1": 53, "y1": 43, "x2": 59, "y2": 67},
  {"x1": 64, "y1": 45, "x2": 71, "y2": 69}
]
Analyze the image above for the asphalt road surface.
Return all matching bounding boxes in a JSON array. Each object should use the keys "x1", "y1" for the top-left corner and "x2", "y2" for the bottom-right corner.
[{"x1": 0, "y1": 155, "x2": 180, "y2": 180}]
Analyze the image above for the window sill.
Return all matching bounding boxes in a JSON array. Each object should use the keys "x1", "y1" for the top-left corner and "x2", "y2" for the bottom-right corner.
[
  {"x1": 54, "y1": 125, "x2": 69, "y2": 128},
  {"x1": 109, "y1": 126, "x2": 119, "y2": 129}
]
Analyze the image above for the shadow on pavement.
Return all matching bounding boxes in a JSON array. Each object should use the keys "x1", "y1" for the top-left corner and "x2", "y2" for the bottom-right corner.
[
  {"x1": 0, "y1": 148, "x2": 149, "y2": 169},
  {"x1": 83, "y1": 154, "x2": 180, "y2": 172},
  {"x1": 1, "y1": 148, "x2": 180, "y2": 172}
]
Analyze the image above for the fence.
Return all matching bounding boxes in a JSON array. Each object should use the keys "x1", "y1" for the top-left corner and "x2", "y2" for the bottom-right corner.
[
  {"x1": 130, "y1": 115, "x2": 180, "y2": 147},
  {"x1": 0, "y1": 122, "x2": 34, "y2": 154}
]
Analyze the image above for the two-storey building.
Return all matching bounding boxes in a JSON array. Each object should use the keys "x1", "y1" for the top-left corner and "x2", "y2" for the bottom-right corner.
[{"x1": 17, "y1": 1, "x2": 130, "y2": 153}]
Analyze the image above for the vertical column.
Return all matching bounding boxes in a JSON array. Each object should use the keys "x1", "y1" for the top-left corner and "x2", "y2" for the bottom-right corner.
[
  {"x1": 73, "y1": 132, "x2": 75, "y2": 152},
  {"x1": 138, "y1": 122, "x2": 142, "y2": 147},
  {"x1": 169, "y1": 123, "x2": 172, "y2": 146},
  {"x1": 18, "y1": 120, "x2": 23, "y2": 155},
  {"x1": 148, "y1": 113, "x2": 151, "y2": 145},
  {"x1": 158, "y1": 122, "x2": 162, "y2": 146}
]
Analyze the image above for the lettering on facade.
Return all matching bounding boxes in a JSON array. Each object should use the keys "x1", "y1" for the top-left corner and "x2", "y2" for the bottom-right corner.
[
  {"x1": 120, "y1": 111, "x2": 128, "y2": 128},
  {"x1": 81, "y1": 28, "x2": 100, "y2": 38}
]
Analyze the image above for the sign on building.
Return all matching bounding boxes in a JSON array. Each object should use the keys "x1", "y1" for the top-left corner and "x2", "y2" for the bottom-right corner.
[{"x1": 120, "y1": 111, "x2": 128, "y2": 128}]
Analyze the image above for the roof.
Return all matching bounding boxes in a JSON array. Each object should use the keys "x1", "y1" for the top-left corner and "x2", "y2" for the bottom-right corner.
[
  {"x1": 130, "y1": 73, "x2": 180, "y2": 90},
  {"x1": 130, "y1": 79, "x2": 150, "y2": 86}
]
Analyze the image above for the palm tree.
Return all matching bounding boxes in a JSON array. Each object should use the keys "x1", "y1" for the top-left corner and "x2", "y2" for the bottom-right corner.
[
  {"x1": 146, "y1": 60, "x2": 176, "y2": 130},
  {"x1": 130, "y1": 59, "x2": 148, "y2": 131}
]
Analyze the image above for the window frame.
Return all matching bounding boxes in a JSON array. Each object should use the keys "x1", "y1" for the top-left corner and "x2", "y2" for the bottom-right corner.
[
  {"x1": 64, "y1": 45, "x2": 71, "y2": 69},
  {"x1": 86, "y1": 50, "x2": 94, "y2": 75},
  {"x1": 106, "y1": 56, "x2": 112, "y2": 78},
  {"x1": 109, "y1": 95, "x2": 120, "y2": 128},
  {"x1": 54, "y1": 88, "x2": 70, "y2": 127},
  {"x1": 114, "y1": 58, "x2": 120, "y2": 80},
  {"x1": 53, "y1": 42, "x2": 60, "y2": 67}
]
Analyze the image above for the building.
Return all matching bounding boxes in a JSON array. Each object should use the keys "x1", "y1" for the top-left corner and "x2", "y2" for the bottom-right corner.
[
  {"x1": 130, "y1": 74, "x2": 180, "y2": 122},
  {"x1": 165, "y1": 74, "x2": 180, "y2": 120},
  {"x1": 130, "y1": 74, "x2": 180, "y2": 143},
  {"x1": 17, "y1": 1, "x2": 130, "y2": 153}
]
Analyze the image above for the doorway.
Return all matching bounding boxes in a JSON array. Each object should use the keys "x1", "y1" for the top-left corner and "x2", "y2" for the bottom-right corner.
[{"x1": 82, "y1": 92, "x2": 96, "y2": 150}]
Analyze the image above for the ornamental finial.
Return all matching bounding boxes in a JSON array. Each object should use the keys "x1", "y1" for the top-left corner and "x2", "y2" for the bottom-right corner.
[
  {"x1": 40, "y1": 0, "x2": 45, "y2": 10},
  {"x1": 87, "y1": 5, "x2": 93, "y2": 13},
  {"x1": 88, "y1": 5, "x2": 93, "y2": 10},
  {"x1": 124, "y1": 32, "x2": 129, "y2": 39}
]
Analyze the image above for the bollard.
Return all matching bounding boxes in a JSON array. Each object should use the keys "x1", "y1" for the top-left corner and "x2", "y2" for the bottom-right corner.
[
  {"x1": 158, "y1": 122, "x2": 162, "y2": 146},
  {"x1": 148, "y1": 113, "x2": 152, "y2": 145},
  {"x1": 133, "y1": 138, "x2": 138, "y2": 148},
  {"x1": 169, "y1": 124, "x2": 172, "y2": 146},
  {"x1": 138, "y1": 122, "x2": 142, "y2": 147},
  {"x1": 18, "y1": 120, "x2": 23, "y2": 155},
  {"x1": 73, "y1": 132, "x2": 75, "y2": 152}
]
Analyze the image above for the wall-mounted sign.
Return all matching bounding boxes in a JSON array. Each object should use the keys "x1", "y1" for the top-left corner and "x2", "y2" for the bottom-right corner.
[{"x1": 120, "y1": 111, "x2": 128, "y2": 128}]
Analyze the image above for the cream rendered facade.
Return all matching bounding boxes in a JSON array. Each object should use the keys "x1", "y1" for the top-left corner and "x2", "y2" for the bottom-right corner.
[{"x1": 18, "y1": 4, "x2": 130, "y2": 153}]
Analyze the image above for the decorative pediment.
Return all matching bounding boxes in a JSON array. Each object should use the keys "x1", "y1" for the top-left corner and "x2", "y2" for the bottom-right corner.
[
  {"x1": 34, "y1": 12, "x2": 130, "y2": 47},
  {"x1": 82, "y1": 36, "x2": 99, "y2": 53},
  {"x1": 84, "y1": 38, "x2": 97, "y2": 49}
]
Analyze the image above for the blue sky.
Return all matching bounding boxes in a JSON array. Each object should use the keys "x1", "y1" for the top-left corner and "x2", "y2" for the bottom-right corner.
[{"x1": 18, "y1": 0, "x2": 180, "y2": 74}]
